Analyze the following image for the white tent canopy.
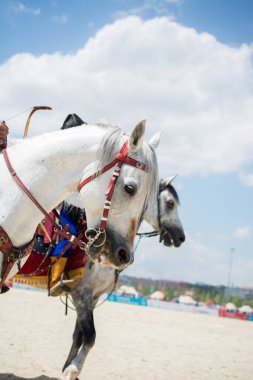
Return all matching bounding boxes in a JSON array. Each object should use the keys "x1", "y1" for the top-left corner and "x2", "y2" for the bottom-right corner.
[
  {"x1": 225, "y1": 303, "x2": 237, "y2": 311},
  {"x1": 178, "y1": 295, "x2": 197, "y2": 305},
  {"x1": 117, "y1": 285, "x2": 139, "y2": 298},
  {"x1": 239, "y1": 305, "x2": 252, "y2": 313},
  {"x1": 150, "y1": 291, "x2": 165, "y2": 300}
]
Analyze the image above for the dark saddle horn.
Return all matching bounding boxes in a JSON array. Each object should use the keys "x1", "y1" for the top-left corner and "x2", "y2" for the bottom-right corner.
[{"x1": 61, "y1": 113, "x2": 87, "y2": 130}]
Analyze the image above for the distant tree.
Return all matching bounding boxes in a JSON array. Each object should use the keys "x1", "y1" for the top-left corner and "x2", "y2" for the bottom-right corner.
[
  {"x1": 164, "y1": 288, "x2": 174, "y2": 300},
  {"x1": 175, "y1": 288, "x2": 184, "y2": 297},
  {"x1": 137, "y1": 281, "x2": 143, "y2": 293},
  {"x1": 230, "y1": 295, "x2": 244, "y2": 308},
  {"x1": 214, "y1": 293, "x2": 223, "y2": 305},
  {"x1": 142, "y1": 284, "x2": 150, "y2": 296}
]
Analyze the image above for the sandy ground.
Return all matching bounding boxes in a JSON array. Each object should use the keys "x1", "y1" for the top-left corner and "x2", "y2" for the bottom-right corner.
[{"x1": 0, "y1": 289, "x2": 252, "y2": 380}]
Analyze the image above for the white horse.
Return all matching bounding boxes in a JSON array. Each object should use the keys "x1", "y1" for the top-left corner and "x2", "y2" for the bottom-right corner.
[
  {"x1": 60, "y1": 178, "x2": 185, "y2": 380},
  {"x1": 0, "y1": 121, "x2": 160, "y2": 282}
]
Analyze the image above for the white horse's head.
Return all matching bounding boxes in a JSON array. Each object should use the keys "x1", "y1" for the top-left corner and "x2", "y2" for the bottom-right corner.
[
  {"x1": 158, "y1": 177, "x2": 185, "y2": 247},
  {"x1": 141, "y1": 176, "x2": 185, "y2": 248},
  {"x1": 79, "y1": 120, "x2": 160, "y2": 269}
]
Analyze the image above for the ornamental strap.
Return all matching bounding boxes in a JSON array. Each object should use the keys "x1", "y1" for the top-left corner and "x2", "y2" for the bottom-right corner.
[{"x1": 0, "y1": 226, "x2": 34, "y2": 288}]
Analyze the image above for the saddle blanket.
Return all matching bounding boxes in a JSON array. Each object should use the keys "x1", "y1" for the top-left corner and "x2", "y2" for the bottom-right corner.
[{"x1": 12, "y1": 245, "x2": 87, "y2": 289}]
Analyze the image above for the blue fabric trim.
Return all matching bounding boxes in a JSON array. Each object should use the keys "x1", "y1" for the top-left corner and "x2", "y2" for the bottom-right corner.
[{"x1": 51, "y1": 209, "x2": 77, "y2": 258}]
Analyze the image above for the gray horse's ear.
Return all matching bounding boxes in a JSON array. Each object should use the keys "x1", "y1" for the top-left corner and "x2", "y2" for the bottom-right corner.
[
  {"x1": 160, "y1": 175, "x2": 177, "y2": 189},
  {"x1": 149, "y1": 130, "x2": 161, "y2": 150},
  {"x1": 129, "y1": 120, "x2": 146, "y2": 154}
]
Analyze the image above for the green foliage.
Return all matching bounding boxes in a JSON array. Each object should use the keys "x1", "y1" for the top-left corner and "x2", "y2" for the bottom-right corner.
[
  {"x1": 164, "y1": 288, "x2": 174, "y2": 300},
  {"x1": 214, "y1": 293, "x2": 223, "y2": 305},
  {"x1": 142, "y1": 284, "x2": 150, "y2": 296}
]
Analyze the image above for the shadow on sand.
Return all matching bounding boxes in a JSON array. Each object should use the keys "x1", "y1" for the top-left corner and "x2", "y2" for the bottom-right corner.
[{"x1": 0, "y1": 375, "x2": 57, "y2": 380}]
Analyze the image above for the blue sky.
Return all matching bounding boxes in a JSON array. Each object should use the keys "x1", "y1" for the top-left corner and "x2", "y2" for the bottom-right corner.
[
  {"x1": 1, "y1": 0, "x2": 253, "y2": 62},
  {"x1": 1, "y1": 0, "x2": 253, "y2": 287}
]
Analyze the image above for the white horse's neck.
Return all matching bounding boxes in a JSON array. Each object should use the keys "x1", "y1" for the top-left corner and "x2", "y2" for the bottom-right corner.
[{"x1": 0, "y1": 125, "x2": 108, "y2": 246}]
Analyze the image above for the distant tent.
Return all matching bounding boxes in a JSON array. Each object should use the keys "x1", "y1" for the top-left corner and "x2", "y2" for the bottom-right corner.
[
  {"x1": 149, "y1": 291, "x2": 165, "y2": 301},
  {"x1": 239, "y1": 305, "x2": 252, "y2": 314},
  {"x1": 205, "y1": 299, "x2": 215, "y2": 307},
  {"x1": 117, "y1": 285, "x2": 139, "y2": 298},
  {"x1": 225, "y1": 302, "x2": 237, "y2": 311},
  {"x1": 177, "y1": 295, "x2": 197, "y2": 305}
]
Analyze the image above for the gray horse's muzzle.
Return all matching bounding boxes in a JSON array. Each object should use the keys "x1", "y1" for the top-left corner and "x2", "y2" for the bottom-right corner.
[
  {"x1": 160, "y1": 224, "x2": 185, "y2": 247},
  {"x1": 86, "y1": 227, "x2": 134, "y2": 269}
]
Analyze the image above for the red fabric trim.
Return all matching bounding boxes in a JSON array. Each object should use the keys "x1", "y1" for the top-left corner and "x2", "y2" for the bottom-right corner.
[
  {"x1": 0, "y1": 226, "x2": 34, "y2": 287},
  {"x1": 65, "y1": 246, "x2": 88, "y2": 272},
  {"x1": 44, "y1": 211, "x2": 55, "y2": 243},
  {"x1": 16, "y1": 222, "x2": 89, "y2": 277},
  {"x1": 20, "y1": 251, "x2": 51, "y2": 275}
]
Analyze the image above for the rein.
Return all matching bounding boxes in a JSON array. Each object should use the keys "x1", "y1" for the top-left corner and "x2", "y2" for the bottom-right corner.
[
  {"x1": 0, "y1": 139, "x2": 147, "y2": 287},
  {"x1": 135, "y1": 187, "x2": 161, "y2": 245}
]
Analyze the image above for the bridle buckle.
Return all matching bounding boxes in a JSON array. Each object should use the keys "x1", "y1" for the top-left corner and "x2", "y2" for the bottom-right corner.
[{"x1": 85, "y1": 228, "x2": 107, "y2": 248}]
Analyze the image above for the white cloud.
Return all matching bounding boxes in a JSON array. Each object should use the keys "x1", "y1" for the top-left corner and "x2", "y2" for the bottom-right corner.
[
  {"x1": 52, "y1": 14, "x2": 68, "y2": 24},
  {"x1": 11, "y1": 2, "x2": 41, "y2": 16},
  {"x1": 126, "y1": 232, "x2": 231, "y2": 285},
  {"x1": 239, "y1": 172, "x2": 253, "y2": 187},
  {"x1": 1, "y1": 16, "x2": 253, "y2": 179},
  {"x1": 234, "y1": 225, "x2": 251, "y2": 238}
]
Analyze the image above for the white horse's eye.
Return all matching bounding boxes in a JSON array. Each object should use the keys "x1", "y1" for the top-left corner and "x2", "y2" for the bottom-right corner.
[
  {"x1": 166, "y1": 199, "x2": 175, "y2": 209},
  {"x1": 124, "y1": 184, "x2": 137, "y2": 196}
]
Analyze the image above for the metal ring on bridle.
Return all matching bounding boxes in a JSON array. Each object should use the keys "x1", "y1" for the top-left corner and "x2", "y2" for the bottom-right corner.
[{"x1": 85, "y1": 228, "x2": 107, "y2": 248}]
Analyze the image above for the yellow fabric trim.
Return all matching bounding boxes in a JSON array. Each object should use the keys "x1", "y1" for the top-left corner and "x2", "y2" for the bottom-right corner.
[
  {"x1": 50, "y1": 257, "x2": 67, "y2": 283},
  {"x1": 68, "y1": 267, "x2": 85, "y2": 279},
  {"x1": 13, "y1": 274, "x2": 48, "y2": 289},
  {"x1": 12, "y1": 265, "x2": 85, "y2": 290}
]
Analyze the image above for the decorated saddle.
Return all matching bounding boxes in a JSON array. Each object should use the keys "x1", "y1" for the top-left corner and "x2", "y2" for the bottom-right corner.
[{"x1": 12, "y1": 203, "x2": 88, "y2": 290}]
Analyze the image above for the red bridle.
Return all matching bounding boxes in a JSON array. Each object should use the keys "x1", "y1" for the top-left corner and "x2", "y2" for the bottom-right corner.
[
  {"x1": 0, "y1": 140, "x2": 147, "y2": 287},
  {"x1": 78, "y1": 140, "x2": 147, "y2": 239}
]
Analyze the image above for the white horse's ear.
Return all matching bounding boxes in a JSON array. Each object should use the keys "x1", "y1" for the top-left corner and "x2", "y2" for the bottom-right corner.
[
  {"x1": 129, "y1": 120, "x2": 146, "y2": 154},
  {"x1": 160, "y1": 175, "x2": 177, "y2": 188},
  {"x1": 149, "y1": 130, "x2": 161, "y2": 150}
]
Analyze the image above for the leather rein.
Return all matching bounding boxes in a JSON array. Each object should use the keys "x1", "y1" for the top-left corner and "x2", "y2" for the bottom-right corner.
[{"x1": 0, "y1": 140, "x2": 147, "y2": 288}]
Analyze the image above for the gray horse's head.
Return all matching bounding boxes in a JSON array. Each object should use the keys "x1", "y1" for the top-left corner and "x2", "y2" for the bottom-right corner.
[{"x1": 158, "y1": 177, "x2": 185, "y2": 247}]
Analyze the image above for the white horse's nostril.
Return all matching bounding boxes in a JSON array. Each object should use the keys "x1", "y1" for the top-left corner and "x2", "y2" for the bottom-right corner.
[{"x1": 116, "y1": 247, "x2": 130, "y2": 264}]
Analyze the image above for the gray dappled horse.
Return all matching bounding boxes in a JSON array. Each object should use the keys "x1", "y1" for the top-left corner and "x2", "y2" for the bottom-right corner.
[{"x1": 61, "y1": 178, "x2": 185, "y2": 380}]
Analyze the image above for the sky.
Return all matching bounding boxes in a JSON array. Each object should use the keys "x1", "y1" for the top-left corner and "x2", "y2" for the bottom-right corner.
[{"x1": 1, "y1": 0, "x2": 253, "y2": 287}]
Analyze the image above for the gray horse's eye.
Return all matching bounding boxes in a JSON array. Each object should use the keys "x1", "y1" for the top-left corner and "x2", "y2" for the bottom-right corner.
[
  {"x1": 124, "y1": 184, "x2": 137, "y2": 196},
  {"x1": 166, "y1": 199, "x2": 175, "y2": 208}
]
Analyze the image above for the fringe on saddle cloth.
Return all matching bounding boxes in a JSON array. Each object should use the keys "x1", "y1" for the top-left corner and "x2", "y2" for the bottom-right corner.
[{"x1": 12, "y1": 242, "x2": 88, "y2": 290}]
